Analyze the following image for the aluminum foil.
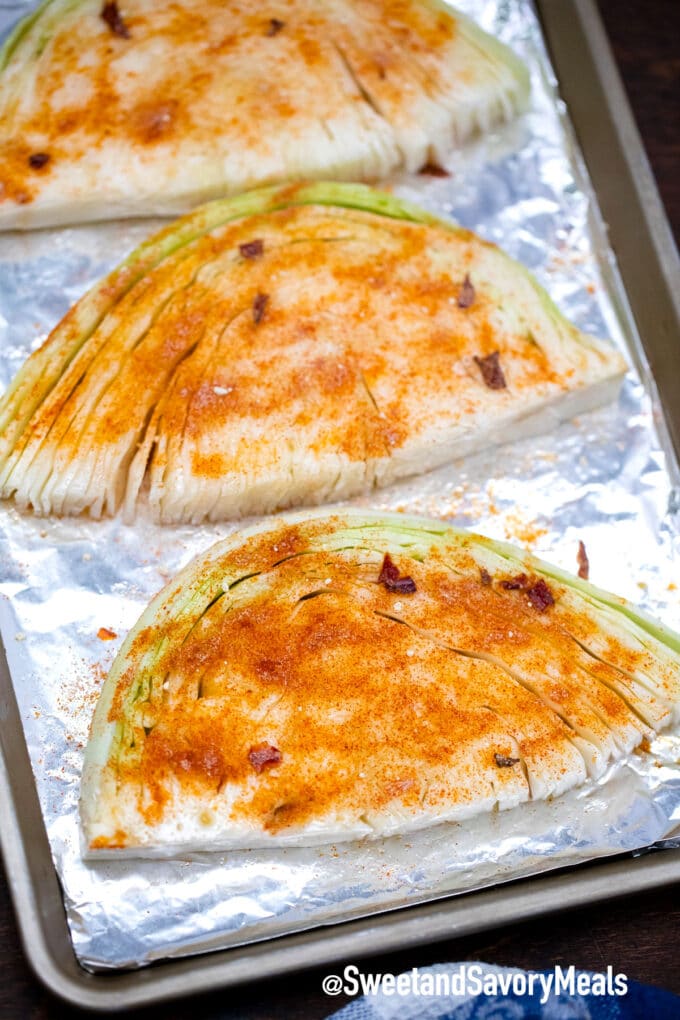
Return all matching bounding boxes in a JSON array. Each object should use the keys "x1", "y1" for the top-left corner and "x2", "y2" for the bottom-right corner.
[{"x1": 1, "y1": 0, "x2": 679, "y2": 972}]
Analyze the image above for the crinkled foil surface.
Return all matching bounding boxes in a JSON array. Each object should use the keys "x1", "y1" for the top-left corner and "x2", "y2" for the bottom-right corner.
[{"x1": 0, "y1": 0, "x2": 679, "y2": 973}]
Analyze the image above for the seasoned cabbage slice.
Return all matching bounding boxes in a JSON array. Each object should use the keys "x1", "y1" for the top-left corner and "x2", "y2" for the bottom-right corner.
[{"x1": 80, "y1": 510, "x2": 680, "y2": 856}]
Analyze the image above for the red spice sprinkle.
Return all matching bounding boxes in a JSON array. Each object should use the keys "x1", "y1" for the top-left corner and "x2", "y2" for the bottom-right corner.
[
  {"x1": 474, "y1": 350, "x2": 507, "y2": 390},
  {"x1": 500, "y1": 573, "x2": 528, "y2": 591},
  {"x1": 253, "y1": 292, "x2": 269, "y2": 324},
  {"x1": 101, "y1": 1, "x2": 130, "y2": 38},
  {"x1": 419, "y1": 162, "x2": 450, "y2": 177},
  {"x1": 97, "y1": 627, "x2": 117, "y2": 640},
  {"x1": 479, "y1": 567, "x2": 492, "y2": 586},
  {"x1": 527, "y1": 579, "x2": 555, "y2": 612},
  {"x1": 248, "y1": 744, "x2": 282, "y2": 773},
  {"x1": 494, "y1": 753, "x2": 520, "y2": 767},
  {"x1": 28, "y1": 152, "x2": 50, "y2": 169},
  {"x1": 577, "y1": 540, "x2": 590, "y2": 580},
  {"x1": 378, "y1": 553, "x2": 417, "y2": 594},
  {"x1": 457, "y1": 273, "x2": 476, "y2": 309},
  {"x1": 239, "y1": 239, "x2": 264, "y2": 259},
  {"x1": 266, "y1": 17, "x2": 285, "y2": 36}
]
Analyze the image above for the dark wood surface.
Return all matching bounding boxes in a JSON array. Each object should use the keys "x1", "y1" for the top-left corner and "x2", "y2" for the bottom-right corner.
[
  {"x1": 1, "y1": 0, "x2": 679, "y2": 1015},
  {"x1": 598, "y1": 0, "x2": 680, "y2": 242}
]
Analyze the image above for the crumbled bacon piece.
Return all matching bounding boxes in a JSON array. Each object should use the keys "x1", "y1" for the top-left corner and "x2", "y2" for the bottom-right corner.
[
  {"x1": 479, "y1": 567, "x2": 492, "y2": 586},
  {"x1": 266, "y1": 17, "x2": 285, "y2": 36},
  {"x1": 386, "y1": 777, "x2": 415, "y2": 795},
  {"x1": 248, "y1": 744, "x2": 282, "y2": 773},
  {"x1": 101, "y1": 1, "x2": 130, "y2": 38},
  {"x1": 252, "y1": 292, "x2": 269, "y2": 324},
  {"x1": 494, "y1": 752, "x2": 520, "y2": 767},
  {"x1": 97, "y1": 627, "x2": 117, "y2": 640},
  {"x1": 239, "y1": 239, "x2": 264, "y2": 259},
  {"x1": 378, "y1": 553, "x2": 417, "y2": 594},
  {"x1": 474, "y1": 350, "x2": 507, "y2": 390},
  {"x1": 419, "y1": 162, "x2": 450, "y2": 177},
  {"x1": 577, "y1": 540, "x2": 590, "y2": 580},
  {"x1": 527, "y1": 579, "x2": 555, "y2": 612},
  {"x1": 28, "y1": 152, "x2": 50, "y2": 169},
  {"x1": 138, "y1": 103, "x2": 175, "y2": 141},
  {"x1": 500, "y1": 573, "x2": 528, "y2": 591},
  {"x1": 457, "y1": 273, "x2": 476, "y2": 309}
]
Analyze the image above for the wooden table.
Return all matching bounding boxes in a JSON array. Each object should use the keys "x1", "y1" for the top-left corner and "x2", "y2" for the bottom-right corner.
[{"x1": 1, "y1": 0, "x2": 678, "y2": 1015}]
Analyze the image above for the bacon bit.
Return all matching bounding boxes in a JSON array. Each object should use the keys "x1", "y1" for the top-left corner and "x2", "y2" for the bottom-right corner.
[
  {"x1": 500, "y1": 573, "x2": 528, "y2": 590},
  {"x1": 378, "y1": 553, "x2": 417, "y2": 594},
  {"x1": 479, "y1": 567, "x2": 492, "y2": 586},
  {"x1": 457, "y1": 273, "x2": 476, "y2": 309},
  {"x1": 386, "y1": 777, "x2": 415, "y2": 796},
  {"x1": 138, "y1": 103, "x2": 175, "y2": 141},
  {"x1": 101, "y1": 1, "x2": 130, "y2": 38},
  {"x1": 474, "y1": 350, "x2": 507, "y2": 390},
  {"x1": 419, "y1": 162, "x2": 450, "y2": 177},
  {"x1": 28, "y1": 152, "x2": 50, "y2": 169},
  {"x1": 577, "y1": 540, "x2": 590, "y2": 580},
  {"x1": 97, "y1": 627, "x2": 117, "y2": 641},
  {"x1": 494, "y1": 753, "x2": 520, "y2": 767},
  {"x1": 252, "y1": 292, "x2": 269, "y2": 324},
  {"x1": 527, "y1": 579, "x2": 555, "y2": 612},
  {"x1": 265, "y1": 17, "x2": 285, "y2": 36},
  {"x1": 239, "y1": 239, "x2": 264, "y2": 259},
  {"x1": 248, "y1": 744, "x2": 282, "y2": 773}
]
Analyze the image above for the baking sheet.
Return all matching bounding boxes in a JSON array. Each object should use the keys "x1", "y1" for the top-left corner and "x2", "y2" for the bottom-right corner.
[{"x1": 1, "y1": 0, "x2": 679, "y2": 973}]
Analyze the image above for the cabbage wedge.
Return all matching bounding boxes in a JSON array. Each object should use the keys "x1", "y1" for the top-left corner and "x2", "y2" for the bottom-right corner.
[
  {"x1": 0, "y1": 182, "x2": 626, "y2": 524},
  {"x1": 0, "y1": 0, "x2": 529, "y2": 229},
  {"x1": 80, "y1": 510, "x2": 680, "y2": 856}
]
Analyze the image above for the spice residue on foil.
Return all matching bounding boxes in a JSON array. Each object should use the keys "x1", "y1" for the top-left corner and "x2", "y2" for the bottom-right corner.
[{"x1": 0, "y1": 0, "x2": 679, "y2": 972}]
